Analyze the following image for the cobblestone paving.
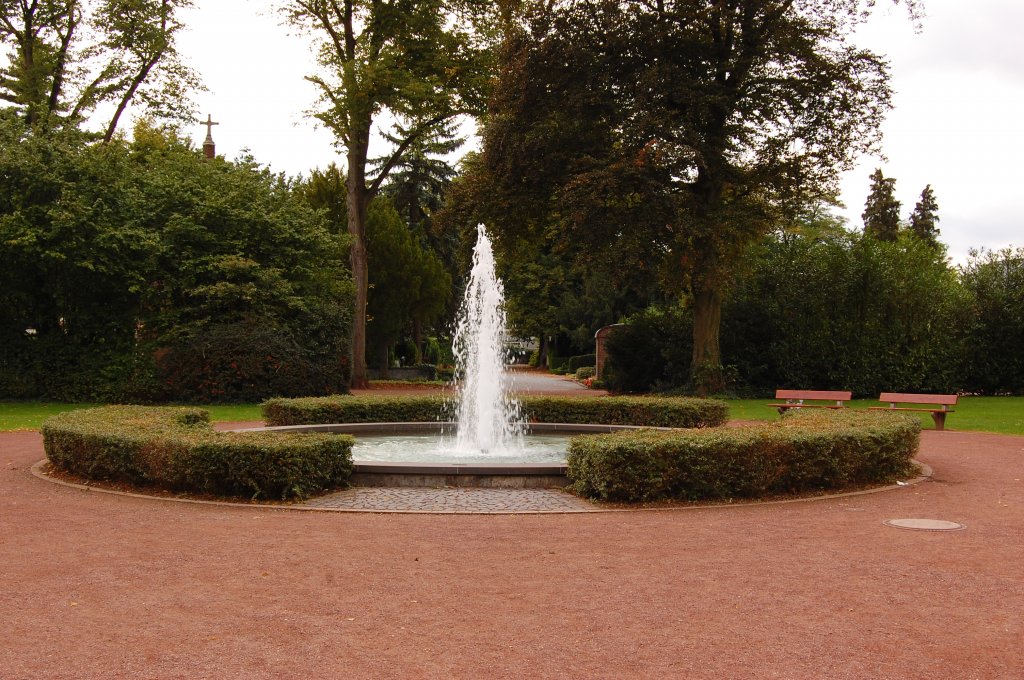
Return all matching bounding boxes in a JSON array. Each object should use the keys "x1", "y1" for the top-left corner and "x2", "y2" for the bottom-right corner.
[{"x1": 303, "y1": 487, "x2": 598, "y2": 513}]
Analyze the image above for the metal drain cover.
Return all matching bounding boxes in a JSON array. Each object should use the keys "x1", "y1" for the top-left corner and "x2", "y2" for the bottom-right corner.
[{"x1": 884, "y1": 518, "x2": 966, "y2": 531}]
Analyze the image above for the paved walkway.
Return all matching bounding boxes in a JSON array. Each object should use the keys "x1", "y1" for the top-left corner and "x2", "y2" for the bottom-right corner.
[
  {"x1": 305, "y1": 487, "x2": 595, "y2": 513},
  {"x1": 3, "y1": 427, "x2": 1022, "y2": 678}
]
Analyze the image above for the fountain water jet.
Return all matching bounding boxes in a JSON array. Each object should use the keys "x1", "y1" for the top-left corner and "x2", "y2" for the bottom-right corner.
[{"x1": 450, "y1": 225, "x2": 526, "y2": 455}]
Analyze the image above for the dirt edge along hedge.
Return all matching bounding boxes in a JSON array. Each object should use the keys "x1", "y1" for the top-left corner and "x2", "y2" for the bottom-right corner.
[
  {"x1": 261, "y1": 394, "x2": 729, "y2": 429},
  {"x1": 42, "y1": 406, "x2": 353, "y2": 500},
  {"x1": 567, "y1": 410, "x2": 921, "y2": 503}
]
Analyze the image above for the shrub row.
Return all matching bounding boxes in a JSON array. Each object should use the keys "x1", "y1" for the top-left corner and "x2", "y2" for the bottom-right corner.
[
  {"x1": 262, "y1": 394, "x2": 729, "y2": 429},
  {"x1": 567, "y1": 354, "x2": 597, "y2": 372},
  {"x1": 567, "y1": 410, "x2": 920, "y2": 502},
  {"x1": 575, "y1": 366, "x2": 596, "y2": 380},
  {"x1": 42, "y1": 406, "x2": 353, "y2": 500}
]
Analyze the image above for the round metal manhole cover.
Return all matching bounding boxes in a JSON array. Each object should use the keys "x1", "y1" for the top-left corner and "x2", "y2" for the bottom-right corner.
[{"x1": 884, "y1": 518, "x2": 966, "y2": 531}]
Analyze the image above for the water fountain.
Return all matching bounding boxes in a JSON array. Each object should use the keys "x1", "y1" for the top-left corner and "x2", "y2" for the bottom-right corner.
[
  {"x1": 347, "y1": 224, "x2": 576, "y2": 474},
  {"x1": 450, "y1": 225, "x2": 526, "y2": 456},
  {"x1": 245, "y1": 224, "x2": 639, "y2": 487}
]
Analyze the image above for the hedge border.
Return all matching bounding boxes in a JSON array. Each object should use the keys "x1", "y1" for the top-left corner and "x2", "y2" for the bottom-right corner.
[
  {"x1": 567, "y1": 410, "x2": 921, "y2": 502},
  {"x1": 261, "y1": 394, "x2": 729, "y2": 429},
  {"x1": 42, "y1": 405, "x2": 354, "y2": 500}
]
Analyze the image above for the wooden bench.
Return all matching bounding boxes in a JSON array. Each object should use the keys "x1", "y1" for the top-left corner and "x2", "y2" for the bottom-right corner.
[
  {"x1": 869, "y1": 393, "x2": 957, "y2": 430},
  {"x1": 768, "y1": 389, "x2": 852, "y2": 415}
]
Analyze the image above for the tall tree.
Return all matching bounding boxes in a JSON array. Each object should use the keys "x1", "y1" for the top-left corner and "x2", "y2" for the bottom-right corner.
[
  {"x1": 476, "y1": 0, "x2": 917, "y2": 393},
  {"x1": 373, "y1": 117, "x2": 464, "y2": 244},
  {"x1": 908, "y1": 183, "x2": 940, "y2": 243},
  {"x1": 862, "y1": 168, "x2": 901, "y2": 241},
  {"x1": 0, "y1": 0, "x2": 199, "y2": 138},
  {"x1": 282, "y1": 0, "x2": 495, "y2": 387},
  {"x1": 365, "y1": 197, "x2": 451, "y2": 373}
]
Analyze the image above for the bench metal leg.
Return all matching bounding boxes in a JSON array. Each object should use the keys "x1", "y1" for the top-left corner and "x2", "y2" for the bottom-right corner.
[{"x1": 931, "y1": 411, "x2": 946, "y2": 431}]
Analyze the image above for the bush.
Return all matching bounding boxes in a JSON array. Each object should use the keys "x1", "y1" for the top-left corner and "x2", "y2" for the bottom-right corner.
[
  {"x1": 575, "y1": 366, "x2": 596, "y2": 380},
  {"x1": 263, "y1": 394, "x2": 729, "y2": 429},
  {"x1": 960, "y1": 247, "x2": 1024, "y2": 394},
  {"x1": 423, "y1": 337, "x2": 445, "y2": 365},
  {"x1": 567, "y1": 354, "x2": 597, "y2": 372},
  {"x1": 155, "y1": 321, "x2": 350, "y2": 403},
  {"x1": 567, "y1": 410, "x2": 920, "y2": 502},
  {"x1": 548, "y1": 356, "x2": 570, "y2": 371},
  {"x1": 0, "y1": 120, "x2": 353, "y2": 403},
  {"x1": 723, "y1": 232, "x2": 970, "y2": 396},
  {"x1": 603, "y1": 305, "x2": 693, "y2": 392},
  {"x1": 42, "y1": 406, "x2": 353, "y2": 500},
  {"x1": 263, "y1": 395, "x2": 448, "y2": 426}
]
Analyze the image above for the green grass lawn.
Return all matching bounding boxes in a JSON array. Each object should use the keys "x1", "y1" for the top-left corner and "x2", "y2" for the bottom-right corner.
[
  {"x1": 2, "y1": 396, "x2": 1023, "y2": 434},
  {"x1": 0, "y1": 402, "x2": 263, "y2": 431},
  {"x1": 726, "y1": 396, "x2": 1024, "y2": 435}
]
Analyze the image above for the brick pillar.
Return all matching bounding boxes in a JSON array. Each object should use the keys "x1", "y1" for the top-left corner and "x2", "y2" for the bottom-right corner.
[{"x1": 594, "y1": 324, "x2": 623, "y2": 380}]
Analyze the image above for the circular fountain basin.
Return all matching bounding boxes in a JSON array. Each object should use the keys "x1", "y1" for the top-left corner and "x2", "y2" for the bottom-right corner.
[{"x1": 242, "y1": 422, "x2": 651, "y2": 488}]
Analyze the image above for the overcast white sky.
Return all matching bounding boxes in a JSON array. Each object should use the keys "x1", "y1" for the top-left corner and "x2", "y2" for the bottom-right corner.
[{"x1": 177, "y1": 1, "x2": 1023, "y2": 263}]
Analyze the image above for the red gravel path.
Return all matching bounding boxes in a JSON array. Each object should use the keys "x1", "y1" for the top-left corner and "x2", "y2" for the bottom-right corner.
[{"x1": 2, "y1": 428, "x2": 1022, "y2": 679}]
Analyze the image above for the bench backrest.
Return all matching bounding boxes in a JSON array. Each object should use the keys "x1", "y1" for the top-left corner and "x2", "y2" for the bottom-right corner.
[
  {"x1": 776, "y1": 389, "x2": 852, "y2": 402},
  {"x1": 878, "y1": 392, "x2": 958, "y2": 406}
]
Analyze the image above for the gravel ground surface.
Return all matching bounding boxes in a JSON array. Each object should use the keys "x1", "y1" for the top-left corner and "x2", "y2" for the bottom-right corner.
[{"x1": 2, "y1": 426, "x2": 1022, "y2": 679}]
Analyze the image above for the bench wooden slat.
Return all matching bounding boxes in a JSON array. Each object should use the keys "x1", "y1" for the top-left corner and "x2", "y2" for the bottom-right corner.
[
  {"x1": 770, "y1": 389, "x2": 852, "y2": 414},
  {"x1": 870, "y1": 392, "x2": 959, "y2": 430},
  {"x1": 878, "y1": 392, "x2": 957, "y2": 406},
  {"x1": 775, "y1": 390, "x2": 852, "y2": 402},
  {"x1": 767, "y1": 403, "x2": 845, "y2": 409}
]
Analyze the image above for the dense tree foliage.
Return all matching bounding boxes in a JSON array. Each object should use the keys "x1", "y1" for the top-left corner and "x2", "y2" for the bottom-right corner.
[
  {"x1": 960, "y1": 247, "x2": 1024, "y2": 394},
  {"x1": 303, "y1": 163, "x2": 455, "y2": 370},
  {"x1": 0, "y1": 115, "x2": 354, "y2": 401},
  {"x1": 472, "y1": 0, "x2": 916, "y2": 393},
  {"x1": 909, "y1": 184, "x2": 940, "y2": 243},
  {"x1": 282, "y1": 0, "x2": 496, "y2": 387},
  {"x1": 365, "y1": 198, "x2": 451, "y2": 373},
  {"x1": 437, "y1": 151, "x2": 658, "y2": 367},
  {"x1": 606, "y1": 231, "x2": 983, "y2": 395},
  {"x1": 373, "y1": 118, "x2": 464, "y2": 248},
  {"x1": 0, "y1": 0, "x2": 199, "y2": 138},
  {"x1": 862, "y1": 168, "x2": 901, "y2": 241}
]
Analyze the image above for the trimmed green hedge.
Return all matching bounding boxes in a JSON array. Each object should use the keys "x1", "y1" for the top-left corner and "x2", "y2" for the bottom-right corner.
[
  {"x1": 567, "y1": 410, "x2": 920, "y2": 502},
  {"x1": 42, "y1": 406, "x2": 353, "y2": 500},
  {"x1": 523, "y1": 396, "x2": 727, "y2": 427},
  {"x1": 262, "y1": 394, "x2": 729, "y2": 429},
  {"x1": 567, "y1": 354, "x2": 597, "y2": 372},
  {"x1": 263, "y1": 395, "x2": 449, "y2": 426},
  {"x1": 575, "y1": 366, "x2": 596, "y2": 380}
]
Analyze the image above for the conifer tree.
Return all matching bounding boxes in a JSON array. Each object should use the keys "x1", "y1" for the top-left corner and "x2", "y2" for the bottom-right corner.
[
  {"x1": 862, "y1": 168, "x2": 901, "y2": 241},
  {"x1": 373, "y1": 118, "x2": 464, "y2": 246},
  {"x1": 909, "y1": 184, "x2": 940, "y2": 243}
]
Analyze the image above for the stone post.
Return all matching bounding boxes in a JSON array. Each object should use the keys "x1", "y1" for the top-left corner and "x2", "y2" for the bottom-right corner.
[{"x1": 594, "y1": 324, "x2": 623, "y2": 380}]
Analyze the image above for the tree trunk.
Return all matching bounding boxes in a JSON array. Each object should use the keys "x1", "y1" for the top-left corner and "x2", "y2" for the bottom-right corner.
[
  {"x1": 412, "y1": 316, "x2": 423, "y2": 364},
  {"x1": 690, "y1": 282, "x2": 725, "y2": 396},
  {"x1": 378, "y1": 343, "x2": 390, "y2": 379},
  {"x1": 347, "y1": 131, "x2": 371, "y2": 389}
]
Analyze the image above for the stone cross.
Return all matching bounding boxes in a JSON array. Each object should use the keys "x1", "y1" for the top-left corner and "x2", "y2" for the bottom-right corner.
[
  {"x1": 202, "y1": 114, "x2": 219, "y2": 159},
  {"x1": 202, "y1": 114, "x2": 219, "y2": 143}
]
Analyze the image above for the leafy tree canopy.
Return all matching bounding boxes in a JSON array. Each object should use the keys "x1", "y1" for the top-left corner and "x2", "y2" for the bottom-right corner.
[
  {"x1": 0, "y1": 0, "x2": 200, "y2": 139},
  {"x1": 281, "y1": 0, "x2": 498, "y2": 387},
  {"x1": 473, "y1": 0, "x2": 917, "y2": 392}
]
